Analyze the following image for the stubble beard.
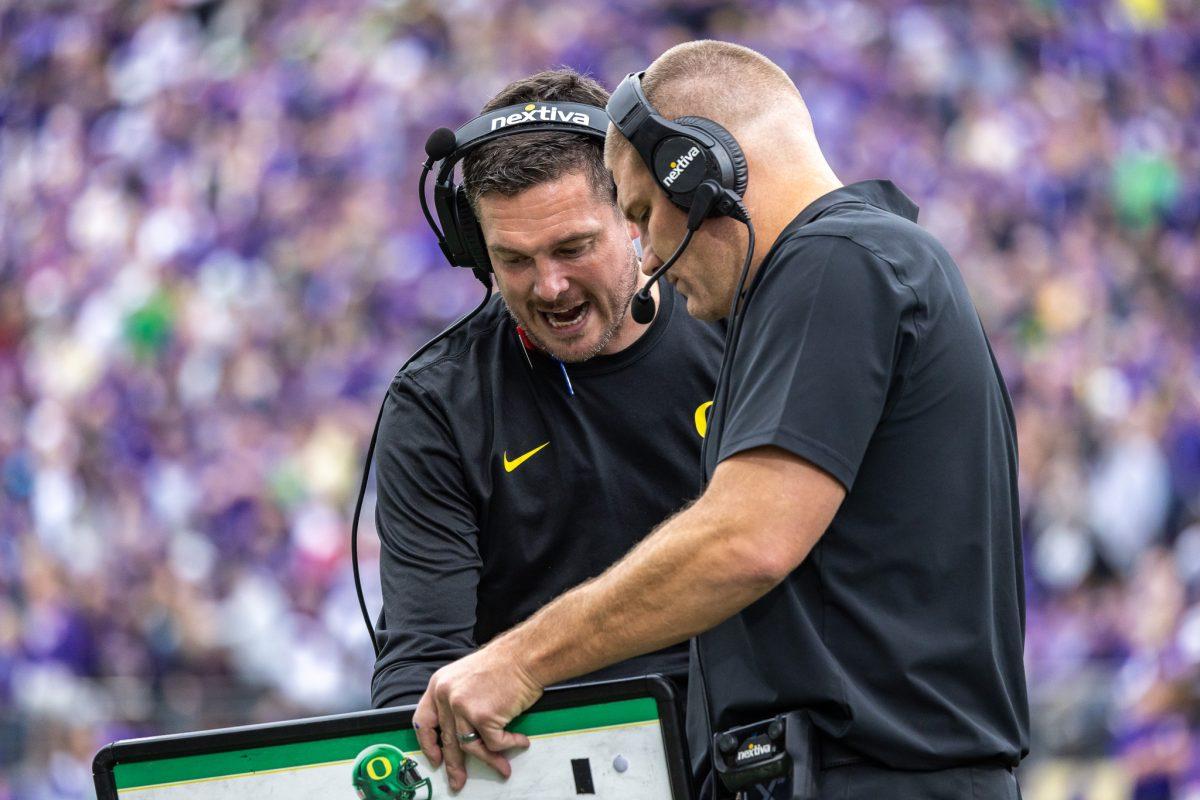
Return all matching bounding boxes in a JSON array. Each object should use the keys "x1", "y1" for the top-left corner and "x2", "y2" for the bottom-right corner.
[{"x1": 502, "y1": 244, "x2": 641, "y2": 364}]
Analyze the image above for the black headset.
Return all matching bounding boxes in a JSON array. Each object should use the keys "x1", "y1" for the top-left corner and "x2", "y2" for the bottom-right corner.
[
  {"x1": 354, "y1": 100, "x2": 610, "y2": 658},
  {"x1": 606, "y1": 71, "x2": 759, "y2": 471},
  {"x1": 607, "y1": 71, "x2": 750, "y2": 220},
  {"x1": 420, "y1": 100, "x2": 610, "y2": 281},
  {"x1": 606, "y1": 72, "x2": 753, "y2": 324}
]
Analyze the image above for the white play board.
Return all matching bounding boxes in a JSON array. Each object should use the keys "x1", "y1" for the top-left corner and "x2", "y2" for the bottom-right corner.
[{"x1": 94, "y1": 677, "x2": 690, "y2": 800}]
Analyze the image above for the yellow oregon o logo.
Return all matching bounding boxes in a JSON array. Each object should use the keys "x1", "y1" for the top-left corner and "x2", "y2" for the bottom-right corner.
[
  {"x1": 694, "y1": 400, "x2": 713, "y2": 438},
  {"x1": 525, "y1": 103, "x2": 536, "y2": 111},
  {"x1": 367, "y1": 756, "x2": 393, "y2": 781}
]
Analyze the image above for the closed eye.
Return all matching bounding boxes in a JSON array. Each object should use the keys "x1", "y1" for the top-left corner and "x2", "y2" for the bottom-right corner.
[{"x1": 557, "y1": 236, "x2": 596, "y2": 259}]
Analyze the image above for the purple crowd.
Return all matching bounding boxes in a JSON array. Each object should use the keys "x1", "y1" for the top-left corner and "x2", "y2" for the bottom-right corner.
[{"x1": 1, "y1": 1, "x2": 1198, "y2": 797}]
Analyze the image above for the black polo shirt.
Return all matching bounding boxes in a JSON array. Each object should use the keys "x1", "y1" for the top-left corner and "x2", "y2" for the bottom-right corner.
[
  {"x1": 694, "y1": 180, "x2": 1029, "y2": 772},
  {"x1": 371, "y1": 280, "x2": 723, "y2": 707}
]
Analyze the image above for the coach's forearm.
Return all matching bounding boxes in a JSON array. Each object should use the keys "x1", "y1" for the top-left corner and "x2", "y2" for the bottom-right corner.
[{"x1": 493, "y1": 484, "x2": 781, "y2": 688}]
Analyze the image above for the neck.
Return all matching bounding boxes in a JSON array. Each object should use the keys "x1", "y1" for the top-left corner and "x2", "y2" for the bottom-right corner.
[
  {"x1": 745, "y1": 160, "x2": 842, "y2": 283},
  {"x1": 736, "y1": 111, "x2": 842, "y2": 282}
]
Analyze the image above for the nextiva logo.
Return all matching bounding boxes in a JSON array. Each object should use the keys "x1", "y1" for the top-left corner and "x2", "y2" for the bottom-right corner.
[
  {"x1": 735, "y1": 742, "x2": 774, "y2": 762},
  {"x1": 490, "y1": 103, "x2": 590, "y2": 131},
  {"x1": 662, "y1": 147, "x2": 702, "y2": 188}
]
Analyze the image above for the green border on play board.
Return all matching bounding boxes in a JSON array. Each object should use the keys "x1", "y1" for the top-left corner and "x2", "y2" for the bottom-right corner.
[{"x1": 113, "y1": 697, "x2": 659, "y2": 790}]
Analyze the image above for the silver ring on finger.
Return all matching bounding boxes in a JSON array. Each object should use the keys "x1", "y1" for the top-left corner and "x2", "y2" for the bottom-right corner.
[{"x1": 456, "y1": 730, "x2": 480, "y2": 744}]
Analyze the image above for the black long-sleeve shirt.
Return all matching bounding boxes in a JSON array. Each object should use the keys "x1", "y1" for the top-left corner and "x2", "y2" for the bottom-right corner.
[{"x1": 371, "y1": 281, "x2": 723, "y2": 707}]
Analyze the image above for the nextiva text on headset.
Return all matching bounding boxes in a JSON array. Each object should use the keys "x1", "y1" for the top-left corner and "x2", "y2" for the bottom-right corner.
[{"x1": 350, "y1": 101, "x2": 608, "y2": 658}]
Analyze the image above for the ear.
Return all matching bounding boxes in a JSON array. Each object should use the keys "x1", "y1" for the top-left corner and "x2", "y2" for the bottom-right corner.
[
  {"x1": 472, "y1": 196, "x2": 492, "y2": 240},
  {"x1": 626, "y1": 220, "x2": 640, "y2": 240}
]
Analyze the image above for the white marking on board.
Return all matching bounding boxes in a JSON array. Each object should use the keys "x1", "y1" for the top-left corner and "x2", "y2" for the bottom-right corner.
[{"x1": 120, "y1": 723, "x2": 671, "y2": 799}]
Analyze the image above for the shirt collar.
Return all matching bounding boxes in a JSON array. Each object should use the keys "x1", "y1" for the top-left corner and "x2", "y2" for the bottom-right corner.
[{"x1": 784, "y1": 179, "x2": 919, "y2": 234}]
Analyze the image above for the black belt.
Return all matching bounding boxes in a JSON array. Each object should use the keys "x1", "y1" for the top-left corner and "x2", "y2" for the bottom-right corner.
[
  {"x1": 710, "y1": 719, "x2": 1016, "y2": 800},
  {"x1": 819, "y1": 738, "x2": 1016, "y2": 773}
]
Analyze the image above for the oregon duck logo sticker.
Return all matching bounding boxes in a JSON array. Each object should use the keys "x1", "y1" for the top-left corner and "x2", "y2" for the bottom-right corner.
[{"x1": 351, "y1": 744, "x2": 432, "y2": 800}]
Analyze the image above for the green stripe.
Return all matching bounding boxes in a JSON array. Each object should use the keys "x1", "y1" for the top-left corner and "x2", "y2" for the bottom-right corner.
[{"x1": 114, "y1": 697, "x2": 658, "y2": 790}]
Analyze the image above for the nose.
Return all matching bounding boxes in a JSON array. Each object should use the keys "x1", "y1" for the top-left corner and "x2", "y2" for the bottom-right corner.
[
  {"x1": 641, "y1": 246, "x2": 662, "y2": 278},
  {"x1": 532, "y1": 260, "x2": 570, "y2": 304}
]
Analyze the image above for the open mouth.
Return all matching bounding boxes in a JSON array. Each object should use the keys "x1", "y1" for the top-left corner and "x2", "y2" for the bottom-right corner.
[{"x1": 540, "y1": 301, "x2": 589, "y2": 331}]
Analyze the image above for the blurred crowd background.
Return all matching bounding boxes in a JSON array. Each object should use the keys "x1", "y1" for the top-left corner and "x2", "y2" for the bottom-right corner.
[{"x1": 1, "y1": 0, "x2": 1198, "y2": 797}]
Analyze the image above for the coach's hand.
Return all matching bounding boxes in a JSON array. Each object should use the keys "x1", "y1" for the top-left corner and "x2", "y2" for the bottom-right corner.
[{"x1": 413, "y1": 639, "x2": 542, "y2": 791}]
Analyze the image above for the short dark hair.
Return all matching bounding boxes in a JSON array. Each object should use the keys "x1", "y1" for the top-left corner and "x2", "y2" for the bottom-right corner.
[{"x1": 462, "y1": 69, "x2": 614, "y2": 213}]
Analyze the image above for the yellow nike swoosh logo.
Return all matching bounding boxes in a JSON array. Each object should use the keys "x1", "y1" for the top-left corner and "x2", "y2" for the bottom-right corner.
[
  {"x1": 502, "y1": 442, "x2": 549, "y2": 473},
  {"x1": 694, "y1": 400, "x2": 714, "y2": 438}
]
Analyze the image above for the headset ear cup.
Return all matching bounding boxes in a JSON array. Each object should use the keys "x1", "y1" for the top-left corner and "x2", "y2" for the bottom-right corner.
[
  {"x1": 454, "y1": 188, "x2": 492, "y2": 272},
  {"x1": 675, "y1": 116, "x2": 748, "y2": 198}
]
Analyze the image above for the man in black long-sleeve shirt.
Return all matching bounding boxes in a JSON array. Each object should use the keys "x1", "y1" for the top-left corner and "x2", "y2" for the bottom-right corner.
[{"x1": 370, "y1": 70, "x2": 721, "y2": 712}]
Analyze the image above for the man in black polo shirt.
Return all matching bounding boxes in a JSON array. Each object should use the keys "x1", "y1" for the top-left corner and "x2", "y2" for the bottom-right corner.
[
  {"x1": 370, "y1": 68, "x2": 721, "y2": 781},
  {"x1": 412, "y1": 43, "x2": 1029, "y2": 799}
]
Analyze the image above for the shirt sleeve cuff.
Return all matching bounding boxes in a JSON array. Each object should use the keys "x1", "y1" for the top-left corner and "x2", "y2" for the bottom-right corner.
[{"x1": 716, "y1": 428, "x2": 857, "y2": 490}]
